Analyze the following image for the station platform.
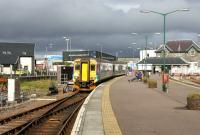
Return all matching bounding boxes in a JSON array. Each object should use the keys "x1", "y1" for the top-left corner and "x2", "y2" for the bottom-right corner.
[{"x1": 72, "y1": 74, "x2": 200, "y2": 135}]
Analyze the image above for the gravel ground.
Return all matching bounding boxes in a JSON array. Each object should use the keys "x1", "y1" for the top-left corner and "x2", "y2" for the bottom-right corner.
[{"x1": 0, "y1": 86, "x2": 77, "y2": 120}]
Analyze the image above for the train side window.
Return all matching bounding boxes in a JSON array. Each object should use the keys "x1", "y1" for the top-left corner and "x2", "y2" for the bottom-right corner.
[
  {"x1": 91, "y1": 64, "x2": 95, "y2": 71},
  {"x1": 75, "y1": 64, "x2": 80, "y2": 70}
]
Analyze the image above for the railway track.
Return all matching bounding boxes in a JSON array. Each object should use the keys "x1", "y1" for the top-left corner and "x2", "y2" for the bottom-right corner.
[{"x1": 0, "y1": 92, "x2": 88, "y2": 135}]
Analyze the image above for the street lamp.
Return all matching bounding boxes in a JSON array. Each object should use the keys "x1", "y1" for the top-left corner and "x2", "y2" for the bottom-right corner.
[
  {"x1": 153, "y1": 33, "x2": 161, "y2": 49},
  {"x1": 197, "y1": 34, "x2": 200, "y2": 44},
  {"x1": 97, "y1": 43, "x2": 103, "y2": 60},
  {"x1": 115, "y1": 50, "x2": 123, "y2": 59},
  {"x1": 45, "y1": 43, "x2": 55, "y2": 75},
  {"x1": 128, "y1": 43, "x2": 136, "y2": 58},
  {"x1": 140, "y1": 8, "x2": 189, "y2": 91},
  {"x1": 131, "y1": 33, "x2": 138, "y2": 35},
  {"x1": 63, "y1": 36, "x2": 70, "y2": 51}
]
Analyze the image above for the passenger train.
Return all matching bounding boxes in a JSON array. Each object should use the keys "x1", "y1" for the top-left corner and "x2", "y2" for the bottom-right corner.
[{"x1": 73, "y1": 58, "x2": 127, "y2": 91}]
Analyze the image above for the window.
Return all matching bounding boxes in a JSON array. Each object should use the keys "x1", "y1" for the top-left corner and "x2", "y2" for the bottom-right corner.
[
  {"x1": 7, "y1": 51, "x2": 12, "y2": 55},
  {"x1": 190, "y1": 50, "x2": 195, "y2": 56},
  {"x1": 22, "y1": 51, "x2": 27, "y2": 55},
  {"x1": 75, "y1": 64, "x2": 80, "y2": 70},
  {"x1": 2, "y1": 51, "x2": 12, "y2": 55},
  {"x1": 91, "y1": 64, "x2": 95, "y2": 71}
]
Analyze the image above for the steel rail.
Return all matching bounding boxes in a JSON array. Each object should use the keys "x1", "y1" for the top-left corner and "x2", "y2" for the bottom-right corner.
[
  {"x1": 57, "y1": 101, "x2": 83, "y2": 135},
  {"x1": 0, "y1": 93, "x2": 78, "y2": 135},
  {"x1": 16, "y1": 96, "x2": 86, "y2": 135}
]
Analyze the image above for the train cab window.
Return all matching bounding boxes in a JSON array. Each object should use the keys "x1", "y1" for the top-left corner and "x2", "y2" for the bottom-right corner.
[
  {"x1": 91, "y1": 64, "x2": 95, "y2": 71},
  {"x1": 75, "y1": 64, "x2": 80, "y2": 70}
]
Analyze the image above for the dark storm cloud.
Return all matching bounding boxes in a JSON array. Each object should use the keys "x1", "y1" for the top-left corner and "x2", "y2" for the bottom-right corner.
[{"x1": 0, "y1": 0, "x2": 199, "y2": 57}]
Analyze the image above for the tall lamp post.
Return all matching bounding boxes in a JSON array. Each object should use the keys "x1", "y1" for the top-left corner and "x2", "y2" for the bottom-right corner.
[
  {"x1": 97, "y1": 43, "x2": 103, "y2": 59},
  {"x1": 197, "y1": 34, "x2": 200, "y2": 44},
  {"x1": 63, "y1": 37, "x2": 70, "y2": 51},
  {"x1": 115, "y1": 50, "x2": 123, "y2": 60},
  {"x1": 128, "y1": 43, "x2": 137, "y2": 59},
  {"x1": 153, "y1": 33, "x2": 161, "y2": 49},
  {"x1": 128, "y1": 44, "x2": 136, "y2": 73},
  {"x1": 45, "y1": 43, "x2": 54, "y2": 75},
  {"x1": 140, "y1": 8, "x2": 189, "y2": 92}
]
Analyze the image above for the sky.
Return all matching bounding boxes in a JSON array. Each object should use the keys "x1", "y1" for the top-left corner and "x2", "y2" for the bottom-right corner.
[{"x1": 0, "y1": 0, "x2": 199, "y2": 57}]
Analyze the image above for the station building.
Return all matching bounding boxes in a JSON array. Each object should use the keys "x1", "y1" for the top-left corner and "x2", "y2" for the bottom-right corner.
[
  {"x1": 0, "y1": 42, "x2": 35, "y2": 75},
  {"x1": 137, "y1": 57, "x2": 189, "y2": 73},
  {"x1": 63, "y1": 50, "x2": 117, "y2": 62}
]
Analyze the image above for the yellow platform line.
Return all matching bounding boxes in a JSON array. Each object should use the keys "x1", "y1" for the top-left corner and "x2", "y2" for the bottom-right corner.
[{"x1": 102, "y1": 77, "x2": 123, "y2": 135}]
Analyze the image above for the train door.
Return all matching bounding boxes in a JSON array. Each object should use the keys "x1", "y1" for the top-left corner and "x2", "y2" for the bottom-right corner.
[
  {"x1": 113, "y1": 64, "x2": 115, "y2": 75},
  {"x1": 81, "y1": 62, "x2": 89, "y2": 81},
  {"x1": 90, "y1": 60, "x2": 97, "y2": 83}
]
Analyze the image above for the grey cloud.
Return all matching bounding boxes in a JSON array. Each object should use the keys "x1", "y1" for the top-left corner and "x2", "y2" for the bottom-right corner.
[{"x1": 0, "y1": 0, "x2": 199, "y2": 57}]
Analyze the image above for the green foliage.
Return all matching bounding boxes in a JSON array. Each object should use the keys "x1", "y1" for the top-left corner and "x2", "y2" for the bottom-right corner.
[
  {"x1": 20, "y1": 79, "x2": 54, "y2": 91},
  {"x1": 12, "y1": 64, "x2": 18, "y2": 71},
  {"x1": 187, "y1": 94, "x2": 200, "y2": 100}
]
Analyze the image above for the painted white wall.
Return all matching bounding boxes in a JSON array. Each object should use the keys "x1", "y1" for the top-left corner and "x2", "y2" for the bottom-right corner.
[
  {"x1": 137, "y1": 64, "x2": 153, "y2": 71},
  {"x1": 3, "y1": 67, "x2": 12, "y2": 74},
  {"x1": 140, "y1": 50, "x2": 156, "y2": 61},
  {"x1": 36, "y1": 60, "x2": 45, "y2": 65},
  {"x1": 20, "y1": 57, "x2": 32, "y2": 73},
  {"x1": 171, "y1": 63, "x2": 200, "y2": 75}
]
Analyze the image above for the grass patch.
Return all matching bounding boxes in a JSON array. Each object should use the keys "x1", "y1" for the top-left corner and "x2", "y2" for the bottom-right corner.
[{"x1": 20, "y1": 79, "x2": 56, "y2": 91}]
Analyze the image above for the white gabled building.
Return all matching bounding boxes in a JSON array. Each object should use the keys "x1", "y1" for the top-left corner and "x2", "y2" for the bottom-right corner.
[
  {"x1": 0, "y1": 42, "x2": 35, "y2": 75},
  {"x1": 139, "y1": 49, "x2": 156, "y2": 61}
]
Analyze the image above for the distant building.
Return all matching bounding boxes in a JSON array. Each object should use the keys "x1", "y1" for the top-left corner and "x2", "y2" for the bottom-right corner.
[
  {"x1": 0, "y1": 42, "x2": 35, "y2": 75},
  {"x1": 63, "y1": 50, "x2": 117, "y2": 61},
  {"x1": 139, "y1": 49, "x2": 156, "y2": 61},
  {"x1": 118, "y1": 57, "x2": 139, "y2": 71},
  {"x1": 137, "y1": 57, "x2": 189, "y2": 73},
  {"x1": 35, "y1": 55, "x2": 63, "y2": 73},
  {"x1": 118, "y1": 57, "x2": 139, "y2": 63},
  {"x1": 155, "y1": 40, "x2": 200, "y2": 66}
]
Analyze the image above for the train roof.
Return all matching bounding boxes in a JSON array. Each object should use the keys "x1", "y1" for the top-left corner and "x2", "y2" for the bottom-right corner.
[
  {"x1": 74, "y1": 57, "x2": 112, "y2": 63},
  {"x1": 74, "y1": 58, "x2": 127, "y2": 64}
]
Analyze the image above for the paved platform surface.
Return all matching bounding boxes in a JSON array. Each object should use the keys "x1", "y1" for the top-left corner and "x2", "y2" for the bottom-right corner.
[
  {"x1": 72, "y1": 78, "x2": 122, "y2": 135},
  {"x1": 110, "y1": 74, "x2": 200, "y2": 135}
]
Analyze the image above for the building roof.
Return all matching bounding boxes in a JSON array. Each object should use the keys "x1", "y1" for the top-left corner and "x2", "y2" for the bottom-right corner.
[
  {"x1": 156, "y1": 40, "x2": 200, "y2": 53},
  {"x1": 137, "y1": 57, "x2": 189, "y2": 65},
  {"x1": 0, "y1": 42, "x2": 35, "y2": 65}
]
